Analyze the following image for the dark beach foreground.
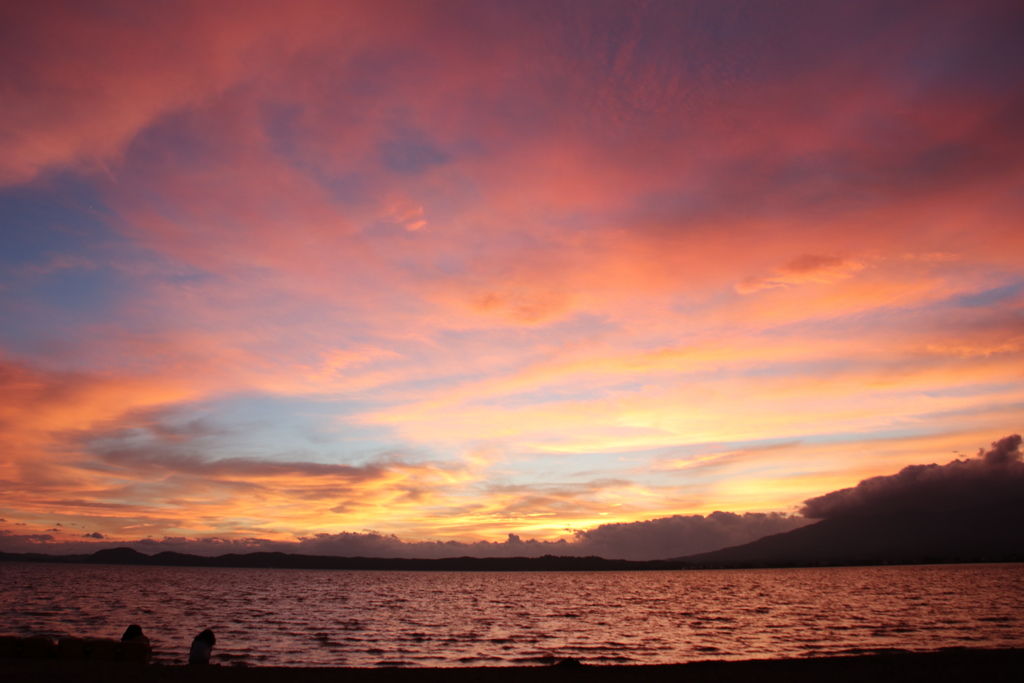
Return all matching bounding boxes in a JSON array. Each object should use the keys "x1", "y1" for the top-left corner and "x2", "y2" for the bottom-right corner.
[{"x1": 3, "y1": 649, "x2": 1022, "y2": 683}]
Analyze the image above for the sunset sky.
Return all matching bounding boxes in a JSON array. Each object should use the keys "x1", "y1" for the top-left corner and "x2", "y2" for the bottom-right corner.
[{"x1": 2, "y1": 0, "x2": 1022, "y2": 557}]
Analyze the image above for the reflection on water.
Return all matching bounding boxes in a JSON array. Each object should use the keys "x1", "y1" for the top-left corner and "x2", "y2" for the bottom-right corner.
[{"x1": 1, "y1": 563, "x2": 1022, "y2": 667}]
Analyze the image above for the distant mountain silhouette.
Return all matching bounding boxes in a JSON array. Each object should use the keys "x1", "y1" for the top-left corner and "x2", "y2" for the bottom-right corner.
[
  {"x1": 6, "y1": 496, "x2": 1024, "y2": 571},
  {"x1": 0, "y1": 548, "x2": 686, "y2": 571},
  {"x1": 4, "y1": 505, "x2": 1023, "y2": 570},
  {"x1": 5, "y1": 503, "x2": 1023, "y2": 570},
  {"x1": 677, "y1": 501, "x2": 1024, "y2": 567},
  {"x1": 87, "y1": 547, "x2": 150, "y2": 564}
]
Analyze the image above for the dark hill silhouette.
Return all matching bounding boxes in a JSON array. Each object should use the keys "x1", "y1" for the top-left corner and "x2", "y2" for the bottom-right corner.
[
  {"x1": 678, "y1": 500, "x2": 1024, "y2": 567},
  {"x1": 1, "y1": 548, "x2": 686, "y2": 571},
  {"x1": 86, "y1": 547, "x2": 150, "y2": 564}
]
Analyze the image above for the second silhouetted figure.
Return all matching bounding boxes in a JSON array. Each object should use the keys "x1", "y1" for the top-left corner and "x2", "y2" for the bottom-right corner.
[{"x1": 188, "y1": 629, "x2": 216, "y2": 665}]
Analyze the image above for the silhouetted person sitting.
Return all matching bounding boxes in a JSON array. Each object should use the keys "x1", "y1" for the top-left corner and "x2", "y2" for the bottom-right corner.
[
  {"x1": 121, "y1": 624, "x2": 149, "y2": 645},
  {"x1": 188, "y1": 629, "x2": 216, "y2": 665},
  {"x1": 120, "y1": 624, "x2": 151, "y2": 662}
]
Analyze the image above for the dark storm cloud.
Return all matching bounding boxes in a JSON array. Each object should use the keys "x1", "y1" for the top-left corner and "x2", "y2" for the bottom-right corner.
[{"x1": 801, "y1": 434, "x2": 1024, "y2": 519}]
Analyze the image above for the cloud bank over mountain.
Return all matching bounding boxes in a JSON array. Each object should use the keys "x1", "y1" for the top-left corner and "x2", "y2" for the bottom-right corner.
[
  {"x1": 680, "y1": 434, "x2": 1024, "y2": 565},
  {"x1": 801, "y1": 435, "x2": 1024, "y2": 519}
]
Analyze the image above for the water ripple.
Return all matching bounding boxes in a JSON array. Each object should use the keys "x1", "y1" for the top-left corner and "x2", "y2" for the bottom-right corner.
[{"x1": 1, "y1": 563, "x2": 1022, "y2": 667}]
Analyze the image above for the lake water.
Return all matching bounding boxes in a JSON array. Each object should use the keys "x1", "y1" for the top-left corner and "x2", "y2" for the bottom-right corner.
[{"x1": 1, "y1": 562, "x2": 1022, "y2": 667}]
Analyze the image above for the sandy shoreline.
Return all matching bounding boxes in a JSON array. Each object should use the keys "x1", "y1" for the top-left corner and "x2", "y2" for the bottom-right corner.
[{"x1": 2, "y1": 649, "x2": 1022, "y2": 682}]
